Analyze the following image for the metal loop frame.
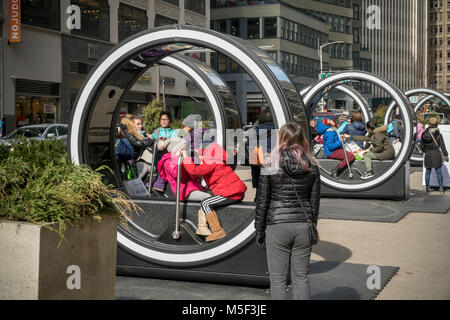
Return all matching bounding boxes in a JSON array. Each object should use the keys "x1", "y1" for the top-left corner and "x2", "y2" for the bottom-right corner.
[{"x1": 302, "y1": 71, "x2": 414, "y2": 192}]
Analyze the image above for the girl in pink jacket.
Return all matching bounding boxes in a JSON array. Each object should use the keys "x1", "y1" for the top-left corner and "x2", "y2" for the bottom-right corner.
[{"x1": 157, "y1": 137, "x2": 212, "y2": 236}]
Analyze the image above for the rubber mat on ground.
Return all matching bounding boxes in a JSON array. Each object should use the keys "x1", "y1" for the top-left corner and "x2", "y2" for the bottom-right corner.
[
  {"x1": 115, "y1": 261, "x2": 399, "y2": 300},
  {"x1": 319, "y1": 194, "x2": 450, "y2": 223}
]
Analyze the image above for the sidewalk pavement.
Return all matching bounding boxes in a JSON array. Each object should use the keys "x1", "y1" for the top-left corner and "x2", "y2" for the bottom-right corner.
[{"x1": 234, "y1": 167, "x2": 450, "y2": 300}]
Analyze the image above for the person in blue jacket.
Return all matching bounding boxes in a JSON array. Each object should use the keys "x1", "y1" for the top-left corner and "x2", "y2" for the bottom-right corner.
[
  {"x1": 115, "y1": 123, "x2": 135, "y2": 179},
  {"x1": 316, "y1": 119, "x2": 355, "y2": 178},
  {"x1": 342, "y1": 112, "x2": 367, "y2": 149},
  {"x1": 151, "y1": 111, "x2": 178, "y2": 140}
]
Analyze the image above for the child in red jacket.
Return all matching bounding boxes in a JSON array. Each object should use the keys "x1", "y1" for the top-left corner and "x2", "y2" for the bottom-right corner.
[{"x1": 180, "y1": 142, "x2": 247, "y2": 242}]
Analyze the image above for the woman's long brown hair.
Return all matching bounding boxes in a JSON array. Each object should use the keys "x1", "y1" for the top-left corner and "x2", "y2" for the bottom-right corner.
[{"x1": 277, "y1": 122, "x2": 316, "y2": 169}]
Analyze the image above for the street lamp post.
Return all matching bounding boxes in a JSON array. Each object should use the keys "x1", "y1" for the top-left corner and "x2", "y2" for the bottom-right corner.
[
  {"x1": 317, "y1": 40, "x2": 345, "y2": 111},
  {"x1": 318, "y1": 40, "x2": 345, "y2": 79}
]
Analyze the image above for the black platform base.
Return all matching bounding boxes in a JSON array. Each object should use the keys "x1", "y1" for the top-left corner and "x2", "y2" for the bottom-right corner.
[
  {"x1": 117, "y1": 240, "x2": 270, "y2": 287},
  {"x1": 319, "y1": 159, "x2": 410, "y2": 201}
]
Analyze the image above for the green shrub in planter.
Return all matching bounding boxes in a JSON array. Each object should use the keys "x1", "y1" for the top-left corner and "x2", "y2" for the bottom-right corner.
[{"x1": 0, "y1": 138, "x2": 136, "y2": 239}]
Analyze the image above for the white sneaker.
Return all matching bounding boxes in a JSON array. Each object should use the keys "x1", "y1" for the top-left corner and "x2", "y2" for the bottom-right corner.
[{"x1": 361, "y1": 171, "x2": 374, "y2": 180}]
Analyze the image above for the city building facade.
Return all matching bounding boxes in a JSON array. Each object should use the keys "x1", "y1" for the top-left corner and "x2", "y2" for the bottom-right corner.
[
  {"x1": 211, "y1": 0, "x2": 372, "y2": 122},
  {"x1": 360, "y1": 0, "x2": 428, "y2": 98},
  {"x1": 0, "y1": 0, "x2": 209, "y2": 135},
  {"x1": 427, "y1": 0, "x2": 450, "y2": 93},
  {"x1": 211, "y1": 1, "x2": 331, "y2": 122}
]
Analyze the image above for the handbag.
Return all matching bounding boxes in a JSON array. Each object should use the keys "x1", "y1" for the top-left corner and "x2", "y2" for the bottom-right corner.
[
  {"x1": 429, "y1": 132, "x2": 449, "y2": 162},
  {"x1": 123, "y1": 162, "x2": 137, "y2": 181},
  {"x1": 392, "y1": 140, "x2": 402, "y2": 158},
  {"x1": 249, "y1": 145, "x2": 264, "y2": 165},
  {"x1": 288, "y1": 177, "x2": 319, "y2": 245}
]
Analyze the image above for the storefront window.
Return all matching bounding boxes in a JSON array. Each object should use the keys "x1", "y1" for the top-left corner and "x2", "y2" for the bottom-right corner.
[
  {"x1": 118, "y1": 3, "x2": 148, "y2": 42},
  {"x1": 16, "y1": 96, "x2": 59, "y2": 127},
  {"x1": 71, "y1": 0, "x2": 110, "y2": 42},
  {"x1": 22, "y1": 0, "x2": 60, "y2": 31},
  {"x1": 155, "y1": 14, "x2": 178, "y2": 27}
]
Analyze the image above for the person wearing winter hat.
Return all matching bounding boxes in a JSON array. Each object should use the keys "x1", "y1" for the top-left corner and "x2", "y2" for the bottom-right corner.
[
  {"x1": 179, "y1": 142, "x2": 247, "y2": 242},
  {"x1": 180, "y1": 114, "x2": 205, "y2": 153},
  {"x1": 420, "y1": 117, "x2": 448, "y2": 194},
  {"x1": 157, "y1": 137, "x2": 213, "y2": 236},
  {"x1": 182, "y1": 114, "x2": 202, "y2": 130}
]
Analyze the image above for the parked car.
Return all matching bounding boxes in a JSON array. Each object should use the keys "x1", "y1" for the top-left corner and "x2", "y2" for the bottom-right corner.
[{"x1": 0, "y1": 123, "x2": 68, "y2": 146}]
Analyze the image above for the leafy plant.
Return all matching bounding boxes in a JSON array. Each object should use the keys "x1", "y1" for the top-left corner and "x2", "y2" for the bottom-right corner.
[
  {"x1": 0, "y1": 139, "x2": 138, "y2": 240},
  {"x1": 171, "y1": 118, "x2": 184, "y2": 130},
  {"x1": 142, "y1": 98, "x2": 164, "y2": 134},
  {"x1": 374, "y1": 105, "x2": 387, "y2": 126}
]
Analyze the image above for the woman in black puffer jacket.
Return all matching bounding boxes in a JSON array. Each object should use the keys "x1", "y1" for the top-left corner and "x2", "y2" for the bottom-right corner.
[
  {"x1": 255, "y1": 122, "x2": 320, "y2": 300},
  {"x1": 420, "y1": 117, "x2": 448, "y2": 194}
]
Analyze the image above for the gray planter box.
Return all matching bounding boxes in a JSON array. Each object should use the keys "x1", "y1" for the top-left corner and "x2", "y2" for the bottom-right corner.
[{"x1": 0, "y1": 216, "x2": 118, "y2": 300}]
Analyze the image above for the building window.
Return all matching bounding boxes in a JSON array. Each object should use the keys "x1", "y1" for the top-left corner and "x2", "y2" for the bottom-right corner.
[
  {"x1": 118, "y1": 3, "x2": 147, "y2": 42},
  {"x1": 218, "y1": 54, "x2": 227, "y2": 73},
  {"x1": 22, "y1": 0, "x2": 60, "y2": 31},
  {"x1": 230, "y1": 19, "x2": 240, "y2": 37},
  {"x1": 162, "y1": 0, "x2": 179, "y2": 6},
  {"x1": 346, "y1": 18, "x2": 352, "y2": 34},
  {"x1": 217, "y1": 19, "x2": 227, "y2": 33},
  {"x1": 280, "y1": 18, "x2": 328, "y2": 50},
  {"x1": 280, "y1": 51, "x2": 323, "y2": 78},
  {"x1": 247, "y1": 18, "x2": 260, "y2": 39},
  {"x1": 353, "y1": 28, "x2": 360, "y2": 43},
  {"x1": 185, "y1": 0, "x2": 205, "y2": 15},
  {"x1": 155, "y1": 14, "x2": 178, "y2": 27},
  {"x1": 353, "y1": 4, "x2": 360, "y2": 20},
  {"x1": 264, "y1": 17, "x2": 277, "y2": 38},
  {"x1": 71, "y1": 0, "x2": 109, "y2": 42}
]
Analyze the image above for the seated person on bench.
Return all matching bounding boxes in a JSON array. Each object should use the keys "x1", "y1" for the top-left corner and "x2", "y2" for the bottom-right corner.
[
  {"x1": 316, "y1": 119, "x2": 355, "y2": 178},
  {"x1": 343, "y1": 121, "x2": 395, "y2": 180},
  {"x1": 152, "y1": 113, "x2": 200, "y2": 193},
  {"x1": 179, "y1": 138, "x2": 247, "y2": 243},
  {"x1": 156, "y1": 137, "x2": 212, "y2": 236}
]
